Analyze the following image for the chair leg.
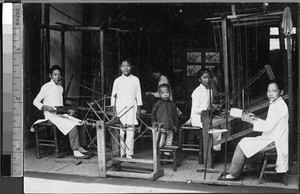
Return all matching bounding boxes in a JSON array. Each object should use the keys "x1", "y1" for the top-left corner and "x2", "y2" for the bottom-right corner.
[
  {"x1": 199, "y1": 130, "x2": 203, "y2": 164},
  {"x1": 258, "y1": 156, "x2": 268, "y2": 184},
  {"x1": 177, "y1": 150, "x2": 182, "y2": 167},
  {"x1": 53, "y1": 126, "x2": 60, "y2": 158},
  {"x1": 35, "y1": 126, "x2": 41, "y2": 159},
  {"x1": 160, "y1": 152, "x2": 165, "y2": 165},
  {"x1": 282, "y1": 173, "x2": 288, "y2": 185},
  {"x1": 173, "y1": 151, "x2": 177, "y2": 171},
  {"x1": 178, "y1": 129, "x2": 183, "y2": 164}
]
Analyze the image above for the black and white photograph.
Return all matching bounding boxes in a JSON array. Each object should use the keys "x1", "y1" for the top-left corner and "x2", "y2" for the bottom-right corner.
[{"x1": 1, "y1": 1, "x2": 299, "y2": 194}]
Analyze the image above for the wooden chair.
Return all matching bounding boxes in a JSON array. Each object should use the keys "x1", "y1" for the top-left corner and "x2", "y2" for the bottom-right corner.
[
  {"x1": 258, "y1": 152, "x2": 287, "y2": 185},
  {"x1": 34, "y1": 121, "x2": 64, "y2": 159},
  {"x1": 156, "y1": 124, "x2": 181, "y2": 171}
]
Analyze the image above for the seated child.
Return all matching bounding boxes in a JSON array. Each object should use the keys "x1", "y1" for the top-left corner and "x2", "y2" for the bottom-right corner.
[
  {"x1": 151, "y1": 84, "x2": 178, "y2": 152},
  {"x1": 33, "y1": 65, "x2": 88, "y2": 159},
  {"x1": 190, "y1": 68, "x2": 221, "y2": 151}
]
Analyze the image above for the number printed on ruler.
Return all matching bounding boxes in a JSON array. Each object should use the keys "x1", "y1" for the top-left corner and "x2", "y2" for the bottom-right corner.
[{"x1": 12, "y1": 3, "x2": 23, "y2": 177}]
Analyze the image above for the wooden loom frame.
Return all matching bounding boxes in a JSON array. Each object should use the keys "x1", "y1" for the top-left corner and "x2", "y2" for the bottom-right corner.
[{"x1": 96, "y1": 121, "x2": 164, "y2": 180}]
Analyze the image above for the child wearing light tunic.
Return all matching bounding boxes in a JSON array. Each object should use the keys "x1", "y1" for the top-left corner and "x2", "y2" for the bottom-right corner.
[
  {"x1": 33, "y1": 65, "x2": 88, "y2": 158},
  {"x1": 111, "y1": 59, "x2": 143, "y2": 158},
  {"x1": 222, "y1": 80, "x2": 289, "y2": 180},
  {"x1": 190, "y1": 68, "x2": 221, "y2": 151}
]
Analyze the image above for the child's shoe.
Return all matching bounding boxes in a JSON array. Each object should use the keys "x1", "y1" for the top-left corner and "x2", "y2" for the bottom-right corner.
[{"x1": 78, "y1": 147, "x2": 88, "y2": 154}]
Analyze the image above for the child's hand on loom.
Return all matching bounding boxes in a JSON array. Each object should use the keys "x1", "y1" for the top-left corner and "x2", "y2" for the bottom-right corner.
[
  {"x1": 241, "y1": 113, "x2": 257, "y2": 124},
  {"x1": 247, "y1": 113, "x2": 258, "y2": 121},
  {"x1": 68, "y1": 109, "x2": 75, "y2": 116}
]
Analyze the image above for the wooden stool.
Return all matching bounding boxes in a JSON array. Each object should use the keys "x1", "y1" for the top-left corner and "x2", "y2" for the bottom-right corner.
[
  {"x1": 160, "y1": 145, "x2": 181, "y2": 171},
  {"x1": 179, "y1": 125, "x2": 203, "y2": 164},
  {"x1": 34, "y1": 121, "x2": 61, "y2": 159},
  {"x1": 258, "y1": 152, "x2": 287, "y2": 185},
  {"x1": 157, "y1": 127, "x2": 181, "y2": 171}
]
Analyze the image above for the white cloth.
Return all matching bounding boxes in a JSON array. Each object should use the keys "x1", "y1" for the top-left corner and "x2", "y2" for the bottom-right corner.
[
  {"x1": 281, "y1": 7, "x2": 293, "y2": 35},
  {"x1": 32, "y1": 80, "x2": 82, "y2": 135},
  {"x1": 111, "y1": 74, "x2": 142, "y2": 125},
  {"x1": 230, "y1": 108, "x2": 243, "y2": 118},
  {"x1": 153, "y1": 75, "x2": 173, "y2": 101},
  {"x1": 238, "y1": 97, "x2": 289, "y2": 173},
  {"x1": 190, "y1": 84, "x2": 221, "y2": 151}
]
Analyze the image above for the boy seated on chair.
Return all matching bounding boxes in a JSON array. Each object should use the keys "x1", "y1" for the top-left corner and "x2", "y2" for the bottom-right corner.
[
  {"x1": 32, "y1": 65, "x2": 88, "y2": 159},
  {"x1": 151, "y1": 84, "x2": 178, "y2": 157}
]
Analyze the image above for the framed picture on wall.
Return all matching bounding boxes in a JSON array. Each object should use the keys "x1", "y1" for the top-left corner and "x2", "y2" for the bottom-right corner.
[
  {"x1": 187, "y1": 51, "x2": 202, "y2": 64},
  {"x1": 205, "y1": 51, "x2": 220, "y2": 64},
  {"x1": 187, "y1": 65, "x2": 202, "y2": 76}
]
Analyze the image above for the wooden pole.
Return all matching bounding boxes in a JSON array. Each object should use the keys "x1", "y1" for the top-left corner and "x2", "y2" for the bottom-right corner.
[
  {"x1": 228, "y1": 25, "x2": 236, "y2": 104},
  {"x1": 201, "y1": 110, "x2": 211, "y2": 171},
  {"x1": 100, "y1": 30, "x2": 104, "y2": 96},
  {"x1": 287, "y1": 33, "x2": 293, "y2": 166},
  {"x1": 117, "y1": 32, "x2": 121, "y2": 76},
  {"x1": 297, "y1": 3, "x2": 300, "y2": 190},
  {"x1": 279, "y1": 25, "x2": 287, "y2": 91},
  {"x1": 61, "y1": 31, "x2": 65, "y2": 89},
  {"x1": 237, "y1": 29, "x2": 242, "y2": 108},
  {"x1": 152, "y1": 126, "x2": 159, "y2": 173},
  {"x1": 137, "y1": 33, "x2": 141, "y2": 77},
  {"x1": 221, "y1": 17, "x2": 229, "y2": 175},
  {"x1": 41, "y1": 4, "x2": 49, "y2": 84},
  {"x1": 97, "y1": 121, "x2": 106, "y2": 177},
  {"x1": 40, "y1": 27, "x2": 45, "y2": 85}
]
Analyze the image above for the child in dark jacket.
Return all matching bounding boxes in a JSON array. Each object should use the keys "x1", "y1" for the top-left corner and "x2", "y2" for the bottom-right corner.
[{"x1": 151, "y1": 84, "x2": 178, "y2": 150}]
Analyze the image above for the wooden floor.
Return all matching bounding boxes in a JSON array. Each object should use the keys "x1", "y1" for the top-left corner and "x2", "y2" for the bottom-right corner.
[{"x1": 24, "y1": 146, "x2": 298, "y2": 190}]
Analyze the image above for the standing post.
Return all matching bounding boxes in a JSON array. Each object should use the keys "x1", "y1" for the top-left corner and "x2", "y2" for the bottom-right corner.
[
  {"x1": 202, "y1": 110, "x2": 211, "y2": 174},
  {"x1": 152, "y1": 125, "x2": 159, "y2": 173},
  {"x1": 221, "y1": 17, "x2": 229, "y2": 176},
  {"x1": 228, "y1": 25, "x2": 236, "y2": 103},
  {"x1": 297, "y1": 3, "x2": 300, "y2": 190},
  {"x1": 41, "y1": 4, "x2": 49, "y2": 84},
  {"x1": 40, "y1": 27, "x2": 45, "y2": 85},
  {"x1": 97, "y1": 121, "x2": 106, "y2": 177},
  {"x1": 286, "y1": 33, "x2": 294, "y2": 165},
  {"x1": 100, "y1": 30, "x2": 104, "y2": 96},
  {"x1": 61, "y1": 31, "x2": 65, "y2": 89},
  {"x1": 152, "y1": 123, "x2": 162, "y2": 173}
]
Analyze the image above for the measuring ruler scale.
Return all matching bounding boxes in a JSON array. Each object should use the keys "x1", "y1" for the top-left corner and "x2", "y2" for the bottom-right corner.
[
  {"x1": 2, "y1": 3, "x2": 23, "y2": 177},
  {"x1": 12, "y1": 3, "x2": 23, "y2": 177}
]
